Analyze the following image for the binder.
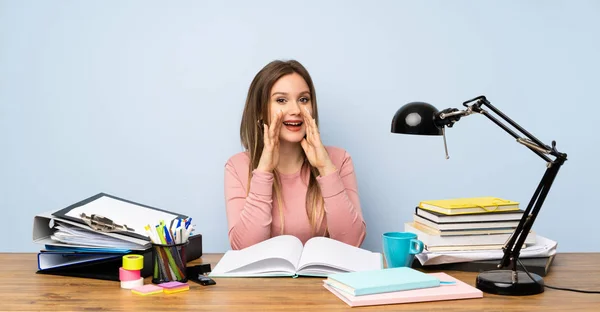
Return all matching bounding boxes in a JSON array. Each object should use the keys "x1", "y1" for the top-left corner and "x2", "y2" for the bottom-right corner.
[
  {"x1": 36, "y1": 250, "x2": 153, "y2": 280},
  {"x1": 33, "y1": 192, "x2": 201, "y2": 280},
  {"x1": 50, "y1": 192, "x2": 188, "y2": 240},
  {"x1": 33, "y1": 210, "x2": 151, "y2": 251},
  {"x1": 36, "y1": 233, "x2": 203, "y2": 281},
  {"x1": 38, "y1": 251, "x2": 125, "y2": 271},
  {"x1": 33, "y1": 192, "x2": 191, "y2": 250}
]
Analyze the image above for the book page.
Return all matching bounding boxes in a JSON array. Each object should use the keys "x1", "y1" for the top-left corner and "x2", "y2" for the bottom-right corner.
[
  {"x1": 210, "y1": 235, "x2": 304, "y2": 276},
  {"x1": 297, "y1": 237, "x2": 382, "y2": 276}
]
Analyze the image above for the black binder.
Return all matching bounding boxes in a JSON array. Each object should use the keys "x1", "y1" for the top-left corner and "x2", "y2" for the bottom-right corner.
[{"x1": 36, "y1": 234, "x2": 203, "y2": 281}]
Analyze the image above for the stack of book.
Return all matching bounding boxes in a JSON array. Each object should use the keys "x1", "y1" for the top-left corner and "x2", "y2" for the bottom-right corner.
[
  {"x1": 405, "y1": 196, "x2": 536, "y2": 252},
  {"x1": 322, "y1": 267, "x2": 483, "y2": 307}
]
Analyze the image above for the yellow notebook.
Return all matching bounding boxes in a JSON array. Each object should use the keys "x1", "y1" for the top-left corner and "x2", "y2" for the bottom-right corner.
[{"x1": 418, "y1": 197, "x2": 520, "y2": 215}]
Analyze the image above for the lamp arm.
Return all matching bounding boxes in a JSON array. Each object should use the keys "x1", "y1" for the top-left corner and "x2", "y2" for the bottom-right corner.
[
  {"x1": 464, "y1": 96, "x2": 560, "y2": 162},
  {"x1": 498, "y1": 158, "x2": 564, "y2": 271},
  {"x1": 436, "y1": 95, "x2": 568, "y2": 274}
]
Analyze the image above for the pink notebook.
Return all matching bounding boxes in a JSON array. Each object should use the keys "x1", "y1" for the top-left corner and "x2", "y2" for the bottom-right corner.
[{"x1": 323, "y1": 272, "x2": 482, "y2": 307}]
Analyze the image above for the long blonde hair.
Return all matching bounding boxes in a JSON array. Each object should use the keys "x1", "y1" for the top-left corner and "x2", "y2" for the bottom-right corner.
[{"x1": 239, "y1": 60, "x2": 326, "y2": 236}]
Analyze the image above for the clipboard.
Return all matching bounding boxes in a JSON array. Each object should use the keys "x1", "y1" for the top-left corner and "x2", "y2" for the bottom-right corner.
[{"x1": 51, "y1": 193, "x2": 188, "y2": 241}]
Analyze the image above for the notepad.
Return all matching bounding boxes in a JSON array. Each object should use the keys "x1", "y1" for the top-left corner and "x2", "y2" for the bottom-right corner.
[
  {"x1": 323, "y1": 272, "x2": 483, "y2": 307},
  {"x1": 325, "y1": 267, "x2": 441, "y2": 296},
  {"x1": 157, "y1": 281, "x2": 189, "y2": 294},
  {"x1": 131, "y1": 284, "x2": 164, "y2": 296}
]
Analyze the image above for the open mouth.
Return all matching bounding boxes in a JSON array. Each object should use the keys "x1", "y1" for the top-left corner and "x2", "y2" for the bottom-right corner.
[
  {"x1": 283, "y1": 121, "x2": 303, "y2": 132},
  {"x1": 283, "y1": 121, "x2": 303, "y2": 126}
]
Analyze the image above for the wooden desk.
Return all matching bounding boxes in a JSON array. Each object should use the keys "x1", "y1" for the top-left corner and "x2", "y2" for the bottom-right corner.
[{"x1": 1, "y1": 253, "x2": 599, "y2": 311}]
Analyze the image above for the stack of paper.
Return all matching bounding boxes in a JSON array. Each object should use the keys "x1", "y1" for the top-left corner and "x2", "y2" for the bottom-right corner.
[
  {"x1": 414, "y1": 234, "x2": 557, "y2": 266},
  {"x1": 50, "y1": 222, "x2": 144, "y2": 250}
]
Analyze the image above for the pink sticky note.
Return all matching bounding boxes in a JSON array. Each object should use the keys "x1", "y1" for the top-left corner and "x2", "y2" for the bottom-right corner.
[
  {"x1": 157, "y1": 281, "x2": 188, "y2": 289},
  {"x1": 131, "y1": 284, "x2": 164, "y2": 296}
]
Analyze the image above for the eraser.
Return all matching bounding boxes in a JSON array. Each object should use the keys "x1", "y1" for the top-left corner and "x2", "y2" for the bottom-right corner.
[
  {"x1": 157, "y1": 281, "x2": 188, "y2": 289},
  {"x1": 131, "y1": 284, "x2": 164, "y2": 296}
]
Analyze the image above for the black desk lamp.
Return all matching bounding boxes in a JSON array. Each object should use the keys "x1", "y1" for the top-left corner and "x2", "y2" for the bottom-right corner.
[{"x1": 391, "y1": 95, "x2": 567, "y2": 296}]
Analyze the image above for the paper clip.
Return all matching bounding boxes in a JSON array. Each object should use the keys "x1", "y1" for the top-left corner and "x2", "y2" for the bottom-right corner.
[{"x1": 80, "y1": 213, "x2": 135, "y2": 233}]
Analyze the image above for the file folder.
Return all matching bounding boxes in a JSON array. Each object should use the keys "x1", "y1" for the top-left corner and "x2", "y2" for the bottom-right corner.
[
  {"x1": 33, "y1": 192, "x2": 191, "y2": 251},
  {"x1": 33, "y1": 192, "x2": 202, "y2": 281},
  {"x1": 35, "y1": 233, "x2": 203, "y2": 281}
]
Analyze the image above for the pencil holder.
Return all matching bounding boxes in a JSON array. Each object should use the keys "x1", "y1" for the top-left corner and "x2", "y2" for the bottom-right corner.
[{"x1": 151, "y1": 241, "x2": 188, "y2": 284}]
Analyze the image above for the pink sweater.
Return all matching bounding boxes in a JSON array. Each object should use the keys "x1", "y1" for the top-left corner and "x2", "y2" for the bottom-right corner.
[{"x1": 224, "y1": 146, "x2": 366, "y2": 250}]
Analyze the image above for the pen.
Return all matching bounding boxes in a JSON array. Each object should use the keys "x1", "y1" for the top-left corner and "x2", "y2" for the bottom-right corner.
[
  {"x1": 149, "y1": 225, "x2": 160, "y2": 244},
  {"x1": 169, "y1": 219, "x2": 176, "y2": 239},
  {"x1": 156, "y1": 225, "x2": 166, "y2": 244},
  {"x1": 163, "y1": 225, "x2": 173, "y2": 244},
  {"x1": 183, "y1": 224, "x2": 194, "y2": 242}
]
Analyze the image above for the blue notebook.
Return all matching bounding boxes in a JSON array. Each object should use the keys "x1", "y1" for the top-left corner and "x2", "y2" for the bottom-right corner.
[{"x1": 325, "y1": 267, "x2": 441, "y2": 296}]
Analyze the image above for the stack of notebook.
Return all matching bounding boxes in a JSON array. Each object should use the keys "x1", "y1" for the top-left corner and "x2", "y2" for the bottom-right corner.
[
  {"x1": 322, "y1": 267, "x2": 482, "y2": 307},
  {"x1": 405, "y1": 196, "x2": 536, "y2": 252}
]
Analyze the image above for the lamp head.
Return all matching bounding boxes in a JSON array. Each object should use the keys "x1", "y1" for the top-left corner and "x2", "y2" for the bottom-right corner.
[{"x1": 391, "y1": 102, "x2": 442, "y2": 135}]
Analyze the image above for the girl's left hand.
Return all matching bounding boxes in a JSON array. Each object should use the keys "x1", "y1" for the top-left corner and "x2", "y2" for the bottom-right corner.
[{"x1": 300, "y1": 107, "x2": 337, "y2": 176}]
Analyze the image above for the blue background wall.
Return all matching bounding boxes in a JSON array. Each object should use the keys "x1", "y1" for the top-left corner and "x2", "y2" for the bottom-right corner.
[{"x1": 2, "y1": 0, "x2": 599, "y2": 253}]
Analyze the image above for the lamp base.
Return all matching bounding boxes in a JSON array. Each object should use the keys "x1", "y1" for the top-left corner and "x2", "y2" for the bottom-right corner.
[{"x1": 476, "y1": 270, "x2": 544, "y2": 296}]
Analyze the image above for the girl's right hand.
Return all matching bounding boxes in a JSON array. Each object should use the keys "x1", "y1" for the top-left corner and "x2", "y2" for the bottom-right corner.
[{"x1": 256, "y1": 110, "x2": 283, "y2": 173}]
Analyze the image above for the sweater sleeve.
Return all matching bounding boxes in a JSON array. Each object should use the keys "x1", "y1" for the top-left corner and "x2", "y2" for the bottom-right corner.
[
  {"x1": 316, "y1": 151, "x2": 366, "y2": 247},
  {"x1": 224, "y1": 159, "x2": 274, "y2": 250}
]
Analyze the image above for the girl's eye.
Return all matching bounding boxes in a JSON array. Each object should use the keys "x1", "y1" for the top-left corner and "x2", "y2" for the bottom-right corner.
[
  {"x1": 299, "y1": 97, "x2": 310, "y2": 103},
  {"x1": 276, "y1": 98, "x2": 286, "y2": 103}
]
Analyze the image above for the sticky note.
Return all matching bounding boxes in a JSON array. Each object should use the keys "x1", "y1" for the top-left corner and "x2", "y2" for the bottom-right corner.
[
  {"x1": 131, "y1": 284, "x2": 164, "y2": 296},
  {"x1": 163, "y1": 287, "x2": 189, "y2": 294},
  {"x1": 157, "y1": 281, "x2": 189, "y2": 294},
  {"x1": 157, "y1": 281, "x2": 188, "y2": 289}
]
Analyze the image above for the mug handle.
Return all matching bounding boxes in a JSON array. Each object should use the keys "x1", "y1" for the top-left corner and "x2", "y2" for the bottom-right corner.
[{"x1": 409, "y1": 239, "x2": 424, "y2": 254}]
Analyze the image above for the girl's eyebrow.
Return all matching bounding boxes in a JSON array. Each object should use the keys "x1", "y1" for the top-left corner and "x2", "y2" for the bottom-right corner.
[{"x1": 271, "y1": 90, "x2": 311, "y2": 97}]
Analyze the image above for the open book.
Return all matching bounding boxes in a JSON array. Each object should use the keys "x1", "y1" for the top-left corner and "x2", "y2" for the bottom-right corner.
[{"x1": 209, "y1": 235, "x2": 382, "y2": 277}]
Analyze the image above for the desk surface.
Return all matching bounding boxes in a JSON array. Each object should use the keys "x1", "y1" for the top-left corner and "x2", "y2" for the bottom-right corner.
[{"x1": 1, "y1": 253, "x2": 599, "y2": 311}]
